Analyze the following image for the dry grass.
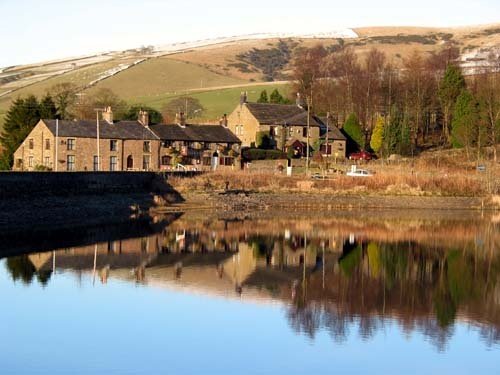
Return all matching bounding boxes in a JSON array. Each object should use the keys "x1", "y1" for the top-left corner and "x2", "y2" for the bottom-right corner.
[{"x1": 169, "y1": 168, "x2": 490, "y2": 197}]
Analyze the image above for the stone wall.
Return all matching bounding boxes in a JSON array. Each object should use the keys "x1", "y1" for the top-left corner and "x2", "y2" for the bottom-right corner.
[{"x1": 0, "y1": 171, "x2": 158, "y2": 198}]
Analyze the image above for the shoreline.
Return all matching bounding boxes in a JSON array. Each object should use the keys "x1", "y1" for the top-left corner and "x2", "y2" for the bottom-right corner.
[{"x1": 157, "y1": 191, "x2": 500, "y2": 212}]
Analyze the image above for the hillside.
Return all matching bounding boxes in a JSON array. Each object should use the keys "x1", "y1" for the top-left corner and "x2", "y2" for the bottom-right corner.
[{"x1": 1, "y1": 24, "x2": 500, "y2": 127}]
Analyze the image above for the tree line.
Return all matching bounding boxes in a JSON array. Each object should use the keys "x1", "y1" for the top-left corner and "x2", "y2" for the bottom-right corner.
[{"x1": 292, "y1": 44, "x2": 500, "y2": 160}]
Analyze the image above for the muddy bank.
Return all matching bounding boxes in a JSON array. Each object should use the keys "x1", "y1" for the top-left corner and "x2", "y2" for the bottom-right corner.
[{"x1": 172, "y1": 191, "x2": 500, "y2": 211}]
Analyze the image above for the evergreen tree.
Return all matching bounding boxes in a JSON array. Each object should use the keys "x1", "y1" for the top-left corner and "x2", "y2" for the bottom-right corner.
[
  {"x1": 0, "y1": 95, "x2": 41, "y2": 169},
  {"x1": 343, "y1": 113, "x2": 364, "y2": 150},
  {"x1": 269, "y1": 89, "x2": 284, "y2": 104},
  {"x1": 451, "y1": 89, "x2": 479, "y2": 154},
  {"x1": 383, "y1": 106, "x2": 402, "y2": 155},
  {"x1": 257, "y1": 90, "x2": 269, "y2": 103},
  {"x1": 438, "y1": 64, "x2": 466, "y2": 143},
  {"x1": 39, "y1": 94, "x2": 57, "y2": 119},
  {"x1": 370, "y1": 116, "x2": 385, "y2": 154}
]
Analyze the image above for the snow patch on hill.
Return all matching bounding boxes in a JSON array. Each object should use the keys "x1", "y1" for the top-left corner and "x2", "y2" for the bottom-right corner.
[{"x1": 155, "y1": 29, "x2": 358, "y2": 54}]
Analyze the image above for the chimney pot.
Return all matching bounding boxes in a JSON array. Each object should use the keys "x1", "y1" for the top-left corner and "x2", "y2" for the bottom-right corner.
[
  {"x1": 102, "y1": 106, "x2": 113, "y2": 124},
  {"x1": 138, "y1": 110, "x2": 149, "y2": 126}
]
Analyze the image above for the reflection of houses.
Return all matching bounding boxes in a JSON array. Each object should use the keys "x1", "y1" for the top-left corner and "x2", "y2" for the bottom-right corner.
[
  {"x1": 227, "y1": 98, "x2": 323, "y2": 154},
  {"x1": 150, "y1": 113, "x2": 241, "y2": 170},
  {"x1": 13, "y1": 108, "x2": 160, "y2": 171}
]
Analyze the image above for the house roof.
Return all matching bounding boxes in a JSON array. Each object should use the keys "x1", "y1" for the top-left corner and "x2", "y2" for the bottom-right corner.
[
  {"x1": 244, "y1": 102, "x2": 322, "y2": 127},
  {"x1": 43, "y1": 119, "x2": 159, "y2": 140},
  {"x1": 150, "y1": 124, "x2": 241, "y2": 144}
]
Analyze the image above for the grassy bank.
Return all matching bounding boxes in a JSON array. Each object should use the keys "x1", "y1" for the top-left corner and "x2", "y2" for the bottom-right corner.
[{"x1": 169, "y1": 167, "x2": 497, "y2": 197}]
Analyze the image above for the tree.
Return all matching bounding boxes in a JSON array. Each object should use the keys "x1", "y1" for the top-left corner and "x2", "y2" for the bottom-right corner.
[
  {"x1": 343, "y1": 113, "x2": 364, "y2": 150},
  {"x1": 124, "y1": 105, "x2": 163, "y2": 124},
  {"x1": 370, "y1": 116, "x2": 385, "y2": 154},
  {"x1": 38, "y1": 94, "x2": 57, "y2": 119},
  {"x1": 161, "y1": 97, "x2": 204, "y2": 123},
  {"x1": 451, "y1": 89, "x2": 479, "y2": 157},
  {"x1": 257, "y1": 90, "x2": 269, "y2": 103},
  {"x1": 91, "y1": 88, "x2": 128, "y2": 120},
  {"x1": 438, "y1": 65, "x2": 466, "y2": 143},
  {"x1": 256, "y1": 131, "x2": 272, "y2": 149},
  {"x1": 50, "y1": 82, "x2": 78, "y2": 120},
  {"x1": 269, "y1": 89, "x2": 290, "y2": 104},
  {"x1": 383, "y1": 105, "x2": 403, "y2": 155},
  {"x1": 0, "y1": 95, "x2": 40, "y2": 169}
]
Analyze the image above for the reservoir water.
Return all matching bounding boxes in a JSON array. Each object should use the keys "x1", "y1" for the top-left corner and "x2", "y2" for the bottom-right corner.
[{"x1": 1, "y1": 210, "x2": 499, "y2": 374}]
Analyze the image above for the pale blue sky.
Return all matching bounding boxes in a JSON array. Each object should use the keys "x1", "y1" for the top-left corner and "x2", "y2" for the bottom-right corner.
[{"x1": 1, "y1": 0, "x2": 499, "y2": 67}]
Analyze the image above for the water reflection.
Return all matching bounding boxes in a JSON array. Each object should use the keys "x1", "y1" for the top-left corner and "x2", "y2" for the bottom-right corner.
[{"x1": 3, "y1": 210, "x2": 500, "y2": 353}]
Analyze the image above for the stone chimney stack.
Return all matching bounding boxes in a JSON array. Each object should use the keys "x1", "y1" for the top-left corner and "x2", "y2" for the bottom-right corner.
[
  {"x1": 219, "y1": 114, "x2": 228, "y2": 127},
  {"x1": 240, "y1": 91, "x2": 248, "y2": 105},
  {"x1": 296, "y1": 93, "x2": 304, "y2": 109},
  {"x1": 176, "y1": 112, "x2": 186, "y2": 127},
  {"x1": 138, "y1": 110, "x2": 149, "y2": 126},
  {"x1": 102, "y1": 106, "x2": 113, "y2": 123}
]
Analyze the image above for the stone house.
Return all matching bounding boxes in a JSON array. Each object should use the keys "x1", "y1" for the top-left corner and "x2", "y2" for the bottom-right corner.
[
  {"x1": 12, "y1": 108, "x2": 160, "y2": 171},
  {"x1": 150, "y1": 113, "x2": 241, "y2": 170},
  {"x1": 227, "y1": 101, "x2": 323, "y2": 153},
  {"x1": 318, "y1": 120, "x2": 347, "y2": 159}
]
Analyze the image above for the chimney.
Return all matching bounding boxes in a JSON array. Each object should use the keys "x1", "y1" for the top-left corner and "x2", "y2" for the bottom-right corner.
[
  {"x1": 240, "y1": 91, "x2": 247, "y2": 105},
  {"x1": 102, "y1": 106, "x2": 113, "y2": 123},
  {"x1": 296, "y1": 93, "x2": 304, "y2": 109},
  {"x1": 176, "y1": 112, "x2": 186, "y2": 127},
  {"x1": 138, "y1": 110, "x2": 149, "y2": 126},
  {"x1": 219, "y1": 114, "x2": 228, "y2": 127}
]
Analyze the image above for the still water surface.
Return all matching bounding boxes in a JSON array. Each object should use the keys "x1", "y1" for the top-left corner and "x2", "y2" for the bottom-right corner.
[{"x1": 1, "y1": 210, "x2": 499, "y2": 374}]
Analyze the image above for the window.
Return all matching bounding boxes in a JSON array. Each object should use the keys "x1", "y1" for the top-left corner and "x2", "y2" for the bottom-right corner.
[
  {"x1": 143, "y1": 155, "x2": 150, "y2": 170},
  {"x1": 93, "y1": 156, "x2": 99, "y2": 171},
  {"x1": 110, "y1": 140, "x2": 118, "y2": 152},
  {"x1": 110, "y1": 156, "x2": 118, "y2": 171},
  {"x1": 44, "y1": 157, "x2": 50, "y2": 167},
  {"x1": 163, "y1": 141, "x2": 172, "y2": 147},
  {"x1": 143, "y1": 141, "x2": 151, "y2": 153},
  {"x1": 67, "y1": 155, "x2": 75, "y2": 171},
  {"x1": 28, "y1": 139, "x2": 34, "y2": 149},
  {"x1": 67, "y1": 138, "x2": 75, "y2": 151},
  {"x1": 302, "y1": 127, "x2": 307, "y2": 137},
  {"x1": 45, "y1": 139, "x2": 50, "y2": 150},
  {"x1": 28, "y1": 156, "x2": 34, "y2": 167}
]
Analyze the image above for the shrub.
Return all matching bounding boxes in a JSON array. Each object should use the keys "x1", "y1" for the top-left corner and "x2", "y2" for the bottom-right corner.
[{"x1": 242, "y1": 148, "x2": 287, "y2": 161}]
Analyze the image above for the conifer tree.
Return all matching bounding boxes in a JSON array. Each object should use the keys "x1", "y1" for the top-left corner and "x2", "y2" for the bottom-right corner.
[
  {"x1": 343, "y1": 113, "x2": 364, "y2": 150},
  {"x1": 0, "y1": 95, "x2": 41, "y2": 169},
  {"x1": 451, "y1": 89, "x2": 479, "y2": 157},
  {"x1": 438, "y1": 64, "x2": 466, "y2": 143},
  {"x1": 257, "y1": 90, "x2": 269, "y2": 103}
]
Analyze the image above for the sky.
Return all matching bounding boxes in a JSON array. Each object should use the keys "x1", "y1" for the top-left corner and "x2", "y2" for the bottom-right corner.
[{"x1": 1, "y1": 0, "x2": 499, "y2": 67}]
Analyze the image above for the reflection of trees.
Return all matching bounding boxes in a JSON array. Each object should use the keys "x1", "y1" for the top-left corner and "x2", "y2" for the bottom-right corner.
[
  {"x1": 287, "y1": 241, "x2": 500, "y2": 351},
  {"x1": 5, "y1": 255, "x2": 52, "y2": 286}
]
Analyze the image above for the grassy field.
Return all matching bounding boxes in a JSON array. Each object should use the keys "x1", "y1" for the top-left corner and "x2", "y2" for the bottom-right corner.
[
  {"x1": 88, "y1": 57, "x2": 247, "y2": 100},
  {"x1": 129, "y1": 82, "x2": 290, "y2": 121}
]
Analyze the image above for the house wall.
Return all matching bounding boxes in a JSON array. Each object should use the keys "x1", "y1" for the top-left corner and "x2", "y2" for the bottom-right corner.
[
  {"x1": 13, "y1": 121, "x2": 55, "y2": 171},
  {"x1": 13, "y1": 121, "x2": 160, "y2": 171},
  {"x1": 227, "y1": 104, "x2": 260, "y2": 147},
  {"x1": 227, "y1": 104, "x2": 321, "y2": 149}
]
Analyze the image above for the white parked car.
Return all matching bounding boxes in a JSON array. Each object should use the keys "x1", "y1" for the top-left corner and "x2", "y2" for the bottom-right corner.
[{"x1": 346, "y1": 169, "x2": 373, "y2": 177}]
